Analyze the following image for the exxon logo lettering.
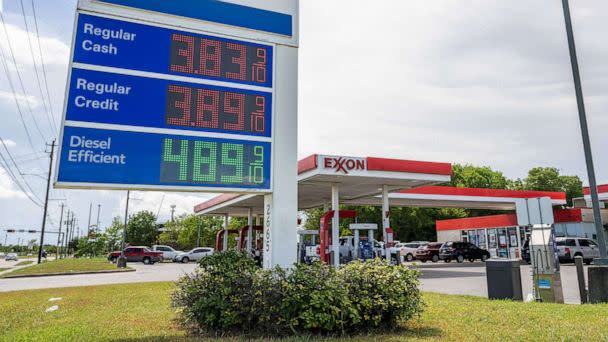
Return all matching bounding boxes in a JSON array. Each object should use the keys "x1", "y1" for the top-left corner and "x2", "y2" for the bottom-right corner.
[{"x1": 323, "y1": 157, "x2": 366, "y2": 174}]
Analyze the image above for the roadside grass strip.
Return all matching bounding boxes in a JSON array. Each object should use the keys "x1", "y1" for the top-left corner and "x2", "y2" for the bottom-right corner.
[
  {"x1": 0, "y1": 268, "x2": 10, "y2": 272},
  {"x1": 1, "y1": 282, "x2": 608, "y2": 341},
  {"x1": 14, "y1": 261, "x2": 34, "y2": 267},
  {"x1": 1, "y1": 258, "x2": 131, "y2": 278}
]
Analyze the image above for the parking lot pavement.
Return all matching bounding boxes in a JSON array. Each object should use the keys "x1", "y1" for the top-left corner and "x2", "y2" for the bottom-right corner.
[
  {"x1": 0, "y1": 261, "x2": 198, "y2": 292},
  {"x1": 415, "y1": 261, "x2": 588, "y2": 304}
]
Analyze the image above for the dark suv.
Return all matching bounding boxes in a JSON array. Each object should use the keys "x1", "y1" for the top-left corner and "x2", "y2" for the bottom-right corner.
[{"x1": 439, "y1": 241, "x2": 490, "y2": 263}]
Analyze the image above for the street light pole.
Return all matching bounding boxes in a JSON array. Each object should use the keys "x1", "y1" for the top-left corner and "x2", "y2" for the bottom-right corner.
[
  {"x1": 117, "y1": 191, "x2": 130, "y2": 268},
  {"x1": 561, "y1": 0, "x2": 608, "y2": 263}
]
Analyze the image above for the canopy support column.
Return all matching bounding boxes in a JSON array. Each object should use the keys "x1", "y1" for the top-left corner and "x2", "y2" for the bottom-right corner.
[
  {"x1": 332, "y1": 183, "x2": 340, "y2": 268},
  {"x1": 223, "y1": 214, "x2": 229, "y2": 252},
  {"x1": 247, "y1": 208, "x2": 253, "y2": 254},
  {"x1": 382, "y1": 185, "x2": 390, "y2": 259}
]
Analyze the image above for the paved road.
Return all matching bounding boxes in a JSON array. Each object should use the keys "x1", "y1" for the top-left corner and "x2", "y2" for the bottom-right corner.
[
  {"x1": 0, "y1": 260, "x2": 589, "y2": 304},
  {"x1": 0, "y1": 262, "x2": 197, "y2": 292}
]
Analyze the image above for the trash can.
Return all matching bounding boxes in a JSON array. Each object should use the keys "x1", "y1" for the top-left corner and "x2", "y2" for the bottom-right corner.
[{"x1": 486, "y1": 259, "x2": 523, "y2": 301}]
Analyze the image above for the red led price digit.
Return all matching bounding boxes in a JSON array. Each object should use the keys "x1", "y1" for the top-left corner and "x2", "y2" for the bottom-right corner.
[
  {"x1": 223, "y1": 93, "x2": 245, "y2": 131},
  {"x1": 251, "y1": 48, "x2": 267, "y2": 83},
  {"x1": 199, "y1": 38, "x2": 221, "y2": 76},
  {"x1": 250, "y1": 96, "x2": 265, "y2": 133},
  {"x1": 170, "y1": 34, "x2": 194, "y2": 73},
  {"x1": 195, "y1": 89, "x2": 219, "y2": 129},
  {"x1": 167, "y1": 85, "x2": 191, "y2": 126},
  {"x1": 226, "y1": 43, "x2": 246, "y2": 81}
]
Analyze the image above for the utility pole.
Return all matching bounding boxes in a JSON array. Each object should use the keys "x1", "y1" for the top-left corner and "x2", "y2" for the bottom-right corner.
[
  {"x1": 561, "y1": 0, "x2": 608, "y2": 262},
  {"x1": 117, "y1": 191, "x2": 130, "y2": 268},
  {"x1": 96, "y1": 204, "x2": 101, "y2": 231},
  {"x1": 63, "y1": 211, "x2": 70, "y2": 258},
  {"x1": 170, "y1": 204, "x2": 176, "y2": 222},
  {"x1": 197, "y1": 220, "x2": 201, "y2": 247},
  {"x1": 37, "y1": 140, "x2": 55, "y2": 264},
  {"x1": 56, "y1": 203, "x2": 64, "y2": 260},
  {"x1": 87, "y1": 202, "x2": 92, "y2": 238}
]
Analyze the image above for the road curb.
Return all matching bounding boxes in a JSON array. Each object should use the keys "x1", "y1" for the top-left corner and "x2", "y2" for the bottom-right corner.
[{"x1": 1, "y1": 268, "x2": 136, "y2": 279}]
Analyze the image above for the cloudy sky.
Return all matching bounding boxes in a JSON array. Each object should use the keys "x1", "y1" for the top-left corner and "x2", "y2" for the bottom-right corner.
[{"x1": 0, "y1": 1, "x2": 607, "y2": 246}]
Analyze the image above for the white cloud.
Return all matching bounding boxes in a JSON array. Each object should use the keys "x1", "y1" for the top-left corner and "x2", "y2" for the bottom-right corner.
[
  {"x1": 0, "y1": 167, "x2": 27, "y2": 199},
  {"x1": 2, "y1": 138, "x2": 16, "y2": 147},
  {"x1": 113, "y1": 191, "x2": 216, "y2": 223}
]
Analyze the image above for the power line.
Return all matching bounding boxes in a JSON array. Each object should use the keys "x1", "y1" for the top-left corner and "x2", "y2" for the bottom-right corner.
[
  {"x1": 0, "y1": 138, "x2": 43, "y2": 206},
  {"x1": 30, "y1": 0, "x2": 58, "y2": 134},
  {"x1": 19, "y1": 0, "x2": 56, "y2": 136},
  {"x1": 0, "y1": 12, "x2": 46, "y2": 143}
]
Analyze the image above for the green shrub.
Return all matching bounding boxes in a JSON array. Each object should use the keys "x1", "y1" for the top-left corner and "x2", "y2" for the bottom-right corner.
[{"x1": 172, "y1": 252, "x2": 423, "y2": 337}]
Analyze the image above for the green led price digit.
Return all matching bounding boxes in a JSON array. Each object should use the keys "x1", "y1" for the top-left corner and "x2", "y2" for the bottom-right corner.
[
  {"x1": 193, "y1": 141, "x2": 217, "y2": 182},
  {"x1": 249, "y1": 145, "x2": 264, "y2": 184},
  {"x1": 163, "y1": 138, "x2": 189, "y2": 181},
  {"x1": 220, "y1": 143, "x2": 243, "y2": 183}
]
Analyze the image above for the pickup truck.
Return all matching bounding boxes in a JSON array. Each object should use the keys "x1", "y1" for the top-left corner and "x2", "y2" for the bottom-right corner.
[
  {"x1": 107, "y1": 246, "x2": 163, "y2": 265},
  {"x1": 151, "y1": 245, "x2": 183, "y2": 260}
]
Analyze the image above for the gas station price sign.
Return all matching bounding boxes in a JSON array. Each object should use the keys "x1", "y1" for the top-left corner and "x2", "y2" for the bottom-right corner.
[{"x1": 72, "y1": 14, "x2": 274, "y2": 88}]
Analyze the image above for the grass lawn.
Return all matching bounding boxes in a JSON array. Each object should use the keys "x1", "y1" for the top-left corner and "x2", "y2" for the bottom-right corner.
[
  {"x1": 0, "y1": 268, "x2": 10, "y2": 272},
  {"x1": 1, "y1": 258, "x2": 131, "y2": 278},
  {"x1": 13, "y1": 261, "x2": 34, "y2": 266},
  {"x1": 1, "y1": 282, "x2": 607, "y2": 341}
]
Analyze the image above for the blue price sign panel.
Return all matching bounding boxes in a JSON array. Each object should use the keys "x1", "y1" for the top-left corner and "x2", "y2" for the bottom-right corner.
[
  {"x1": 56, "y1": 10, "x2": 275, "y2": 192},
  {"x1": 66, "y1": 68, "x2": 272, "y2": 137},
  {"x1": 58, "y1": 126, "x2": 271, "y2": 190},
  {"x1": 73, "y1": 14, "x2": 273, "y2": 88}
]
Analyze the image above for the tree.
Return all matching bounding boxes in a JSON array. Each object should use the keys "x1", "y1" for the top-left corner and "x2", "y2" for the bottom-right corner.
[
  {"x1": 518, "y1": 167, "x2": 583, "y2": 206},
  {"x1": 105, "y1": 217, "x2": 123, "y2": 252},
  {"x1": 126, "y1": 211, "x2": 158, "y2": 246},
  {"x1": 158, "y1": 214, "x2": 224, "y2": 250},
  {"x1": 450, "y1": 164, "x2": 510, "y2": 189}
]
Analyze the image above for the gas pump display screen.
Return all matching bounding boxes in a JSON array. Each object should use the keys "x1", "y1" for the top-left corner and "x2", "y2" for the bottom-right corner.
[{"x1": 160, "y1": 137, "x2": 269, "y2": 187}]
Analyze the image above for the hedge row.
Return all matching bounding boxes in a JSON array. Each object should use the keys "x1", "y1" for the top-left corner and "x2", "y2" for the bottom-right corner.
[{"x1": 172, "y1": 251, "x2": 423, "y2": 337}]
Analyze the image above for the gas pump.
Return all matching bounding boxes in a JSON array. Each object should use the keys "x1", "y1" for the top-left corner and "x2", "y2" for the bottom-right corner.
[
  {"x1": 349, "y1": 223, "x2": 378, "y2": 261},
  {"x1": 319, "y1": 210, "x2": 357, "y2": 264},
  {"x1": 297, "y1": 229, "x2": 320, "y2": 264},
  {"x1": 215, "y1": 229, "x2": 239, "y2": 252}
]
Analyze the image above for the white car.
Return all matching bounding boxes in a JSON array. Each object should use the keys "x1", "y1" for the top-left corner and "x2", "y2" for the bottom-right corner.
[
  {"x1": 397, "y1": 241, "x2": 429, "y2": 262},
  {"x1": 151, "y1": 245, "x2": 183, "y2": 260},
  {"x1": 0, "y1": 252, "x2": 5, "y2": 259},
  {"x1": 5, "y1": 253, "x2": 18, "y2": 261},
  {"x1": 173, "y1": 247, "x2": 214, "y2": 263}
]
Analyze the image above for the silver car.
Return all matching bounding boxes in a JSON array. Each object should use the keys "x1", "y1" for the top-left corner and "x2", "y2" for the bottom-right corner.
[
  {"x1": 555, "y1": 237, "x2": 600, "y2": 265},
  {"x1": 173, "y1": 247, "x2": 214, "y2": 263},
  {"x1": 5, "y1": 253, "x2": 18, "y2": 261}
]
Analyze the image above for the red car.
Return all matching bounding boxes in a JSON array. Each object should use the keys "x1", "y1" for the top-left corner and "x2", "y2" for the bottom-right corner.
[
  {"x1": 415, "y1": 242, "x2": 443, "y2": 263},
  {"x1": 108, "y1": 246, "x2": 163, "y2": 265}
]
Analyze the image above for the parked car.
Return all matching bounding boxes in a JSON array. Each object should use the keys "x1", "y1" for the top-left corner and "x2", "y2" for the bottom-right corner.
[
  {"x1": 173, "y1": 247, "x2": 214, "y2": 263},
  {"x1": 396, "y1": 241, "x2": 429, "y2": 262},
  {"x1": 0, "y1": 252, "x2": 5, "y2": 259},
  {"x1": 5, "y1": 253, "x2": 18, "y2": 261},
  {"x1": 415, "y1": 242, "x2": 443, "y2": 263},
  {"x1": 107, "y1": 247, "x2": 163, "y2": 264},
  {"x1": 439, "y1": 241, "x2": 490, "y2": 263},
  {"x1": 555, "y1": 237, "x2": 599, "y2": 265},
  {"x1": 151, "y1": 245, "x2": 183, "y2": 261}
]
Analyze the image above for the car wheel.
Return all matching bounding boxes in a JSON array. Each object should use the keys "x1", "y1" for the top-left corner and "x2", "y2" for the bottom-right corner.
[
  {"x1": 406, "y1": 254, "x2": 414, "y2": 262},
  {"x1": 181, "y1": 257, "x2": 189, "y2": 263},
  {"x1": 481, "y1": 254, "x2": 489, "y2": 262},
  {"x1": 420, "y1": 259, "x2": 427, "y2": 263},
  {"x1": 584, "y1": 259, "x2": 592, "y2": 265},
  {"x1": 444, "y1": 259, "x2": 451, "y2": 263},
  {"x1": 469, "y1": 258, "x2": 475, "y2": 263},
  {"x1": 432, "y1": 255, "x2": 439, "y2": 263},
  {"x1": 110, "y1": 257, "x2": 117, "y2": 264},
  {"x1": 457, "y1": 255, "x2": 464, "y2": 263},
  {"x1": 143, "y1": 257, "x2": 151, "y2": 265}
]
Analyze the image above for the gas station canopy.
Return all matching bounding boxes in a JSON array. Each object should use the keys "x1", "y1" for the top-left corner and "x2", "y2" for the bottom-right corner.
[{"x1": 194, "y1": 154, "x2": 568, "y2": 216}]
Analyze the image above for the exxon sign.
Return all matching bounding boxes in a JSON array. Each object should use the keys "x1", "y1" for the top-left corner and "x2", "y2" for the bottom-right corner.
[{"x1": 323, "y1": 157, "x2": 366, "y2": 174}]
